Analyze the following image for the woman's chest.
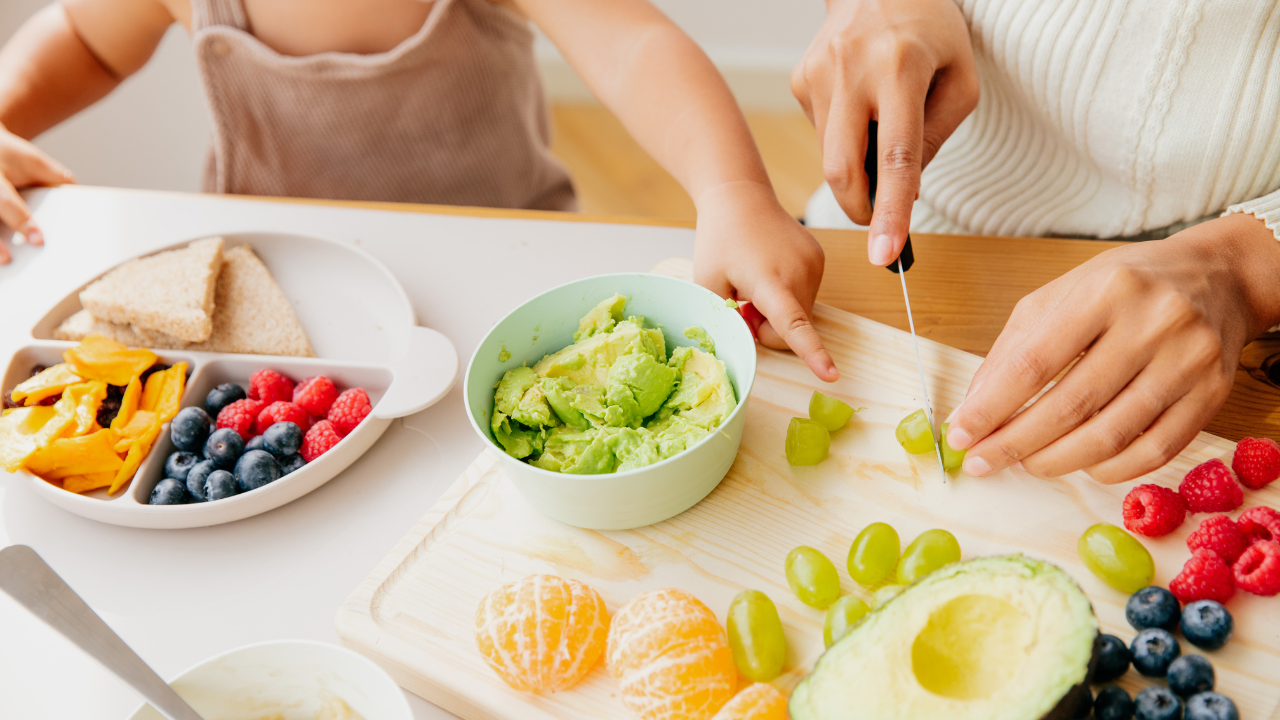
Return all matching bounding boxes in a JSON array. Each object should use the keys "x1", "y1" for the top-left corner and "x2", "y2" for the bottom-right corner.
[{"x1": 166, "y1": 0, "x2": 435, "y2": 55}]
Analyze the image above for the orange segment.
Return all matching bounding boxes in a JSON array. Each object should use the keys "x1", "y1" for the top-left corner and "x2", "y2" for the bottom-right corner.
[
  {"x1": 711, "y1": 683, "x2": 787, "y2": 720},
  {"x1": 63, "y1": 335, "x2": 157, "y2": 386},
  {"x1": 606, "y1": 588, "x2": 737, "y2": 720},
  {"x1": 475, "y1": 574, "x2": 609, "y2": 692}
]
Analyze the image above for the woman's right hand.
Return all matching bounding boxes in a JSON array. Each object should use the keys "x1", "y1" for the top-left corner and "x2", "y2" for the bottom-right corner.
[
  {"x1": 791, "y1": 0, "x2": 977, "y2": 267},
  {"x1": 0, "y1": 124, "x2": 74, "y2": 263}
]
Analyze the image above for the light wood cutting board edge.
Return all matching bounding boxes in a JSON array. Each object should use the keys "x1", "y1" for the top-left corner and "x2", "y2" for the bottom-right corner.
[{"x1": 336, "y1": 257, "x2": 1279, "y2": 720}]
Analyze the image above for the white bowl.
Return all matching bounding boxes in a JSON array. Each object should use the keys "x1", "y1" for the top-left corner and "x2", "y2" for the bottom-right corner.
[
  {"x1": 126, "y1": 640, "x2": 411, "y2": 720},
  {"x1": 464, "y1": 273, "x2": 756, "y2": 530}
]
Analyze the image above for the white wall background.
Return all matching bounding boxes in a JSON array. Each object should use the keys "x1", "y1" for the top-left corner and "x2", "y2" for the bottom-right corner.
[{"x1": 0, "y1": 0, "x2": 821, "y2": 193}]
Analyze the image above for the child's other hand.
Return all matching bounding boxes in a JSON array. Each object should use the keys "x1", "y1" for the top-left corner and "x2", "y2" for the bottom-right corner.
[
  {"x1": 0, "y1": 123, "x2": 75, "y2": 263},
  {"x1": 694, "y1": 180, "x2": 838, "y2": 382}
]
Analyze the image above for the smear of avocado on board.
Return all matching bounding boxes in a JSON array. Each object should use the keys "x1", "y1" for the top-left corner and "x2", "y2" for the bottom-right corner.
[{"x1": 490, "y1": 294, "x2": 735, "y2": 474}]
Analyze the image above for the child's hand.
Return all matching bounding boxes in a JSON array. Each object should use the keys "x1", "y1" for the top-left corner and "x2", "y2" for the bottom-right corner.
[
  {"x1": 0, "y1": 123, "x2": 74, "y2": 263},
  {"x1": 694, "y1": 180, "x2": 838, "y2": 382}
]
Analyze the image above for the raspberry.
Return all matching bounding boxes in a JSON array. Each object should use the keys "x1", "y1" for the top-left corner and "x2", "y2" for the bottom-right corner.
[
  {"x1": 1231, "y1": 437, "x2": 1280, "y2": 490},
  {"x1": 301, "y1": 419, "x2": 342, "y2": 462},
  {"x1": 1179, "y1": 459, "x2": 1243, "y2": 513},
  {"x1": 1169, "y1": 549, "x2": 1235, "y2": 605},
  {"x1": 1123, "y1": 484, "x2": 1187, "y2": 537},
  {"x1": 256, "y1": 401, "x2": 309, "y2": 435},
  {"x1": 327, "y1": 387, "x2": 372, "y2": 436},
  {"x1": 1187, "y1": 515, "x2": 1249, "y2": 565},
  {"x1": 293, "y1": 375, "x2": 339, "y2": 417},
  {"x1": 1233, "y1": 539, "x2": 1280, "y2": 596},
  {"x1": 248, "y1": 369, "x2": 295, "y2": 406},
  {"x1": 1237, "y1": 506, "x2": 1280, "y2": 545},
  {"x1": 216, "y1": 399, "x2": 265, "y2": 441}
]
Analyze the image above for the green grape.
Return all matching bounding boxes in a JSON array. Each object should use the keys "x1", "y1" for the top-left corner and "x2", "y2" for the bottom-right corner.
[
  {"x1": 896, "y1": 529, "x2": 961, "y2": 584},
  {"x1": 1078, "y1": 523, "x2": 1155, "y2": 593},
  {"x1": 871, "y1": 584, "x2": 904, "y2": 608},
  {"x1": 846, "y1": 522, "x2": 900, "y2": 587},
  {"x1": 785, "y1": 546, "x2": 841, "y2": 608},
  {"x1": 786, "y1": 417, "x2": 830, "y2": 466},
  {"x1": 726, "y1": 590, "x2": 787, "y2": 681},
  {"x1": 809, "y1": 391, "x2": 855, "y2": 432},
  {"x1": 823, "y1": 596, "x2": 870, "y2": 648},
  {"x1": 939, "y1": 423, "x2": 965, "y2": 471},
  {"x1": 895, "y1": 409, "x2": 936, "y2": 454}
]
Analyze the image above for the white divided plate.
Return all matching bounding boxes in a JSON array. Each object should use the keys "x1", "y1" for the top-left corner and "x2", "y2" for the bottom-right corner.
[{"x1": 5, "y1": 232, "x2": 458, "y2": 529}]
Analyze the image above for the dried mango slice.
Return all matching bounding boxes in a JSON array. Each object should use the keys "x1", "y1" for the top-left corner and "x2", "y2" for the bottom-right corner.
[
  {"x1": 32, "y1": 390, "x2": 80, "y2": 449},
  {"x1": 63, "y1": 335, "x2": 157, "y2": 386},
  {"x1": 24, "y1": 429, "x2": 123, "y2": 480},
  {"x1": 68, "y1": 381, "x2": 107, "y2": 436},
  {"x1": 140, "y1": 362, "x2": 187, "y2": 422},
  {"x1": 115, "y1": 410, "x2": 157, "y2": 442},
  {"x1": 62, "y1": 472, "x2": 117, "y2": 494},
  {"x1": 109, "y1": 423, "x2": 160, "y2": 495},
  {"x1": 0, "y1": 406, "x2": 58, "y2": 472},
  {"x1": 111, "y1": 377, "x2": 142, "y2": 432},
  {"x1": 10, "y1": 363, "x2": 83, "y2": 405}
]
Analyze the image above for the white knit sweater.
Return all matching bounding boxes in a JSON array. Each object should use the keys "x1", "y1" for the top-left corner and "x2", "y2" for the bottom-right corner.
[{"x1": 807, "y1": 0, "x2": 1280, "y2": 242}]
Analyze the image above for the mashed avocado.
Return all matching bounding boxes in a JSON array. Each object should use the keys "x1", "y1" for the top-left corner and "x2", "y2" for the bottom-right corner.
[{"x1": 491, "y1": 294, "x2": 736, "y2": 474}]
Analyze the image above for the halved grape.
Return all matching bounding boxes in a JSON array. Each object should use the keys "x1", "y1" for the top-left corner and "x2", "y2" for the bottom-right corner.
[
  {"x1": 896, "y1": 528, "x2": 961, "y2": 584},
  {"x1": 1078, "y1": 523, "x2": 1155, "y2": 593},
  {"x1": 785, "y1": 546, "x2": 841, "y2": 608},
  {"x1": 872, "y1": 584, "x2": 904, "y2": 608},
  {"x1": 940, "y1": 423, "x2": 965, "y2": 471},
  {"x1": 809, "y1": 391, "x2": 855, "y2": 432},
  {"x1": 726, "y1": 590, "x2": 787, "y2": 682},
  {"x1": 895, "y1": 409, "x2": 936, "y2": 455},
  {"x1": 786, "y1": 417, "x2": 830, "y2": 466},
  {"x1": 847, "y1": 522, "x2": 900, "y2": 587},
  {"x1": 823, "y1": 596, "x2": 870, "y2": 648}
]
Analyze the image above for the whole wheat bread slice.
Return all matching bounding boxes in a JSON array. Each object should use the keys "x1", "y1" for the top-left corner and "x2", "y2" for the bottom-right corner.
[
  {"x1": 79, "y1": 237, "x2": 223, "y2": 343},
  {"x1": 55, "y1": 243, "x2": 314, "y2": 357}
]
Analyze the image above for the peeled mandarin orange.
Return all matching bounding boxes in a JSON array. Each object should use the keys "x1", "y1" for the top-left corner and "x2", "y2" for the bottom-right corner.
[
  {"x1": 474, "y1": 574, "x2": 609, "y2": 692},
  {"x1": 710, "y1": 683, "x2": 787, "y2": 720},
  {"x1": 606, "y1": 588, "x2": 737, "y2": 720}
]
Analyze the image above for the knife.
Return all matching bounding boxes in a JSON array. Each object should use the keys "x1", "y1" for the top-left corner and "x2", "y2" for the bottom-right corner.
[{"x1": 865, "y1": 121, "x2": 946, "y2": 482}]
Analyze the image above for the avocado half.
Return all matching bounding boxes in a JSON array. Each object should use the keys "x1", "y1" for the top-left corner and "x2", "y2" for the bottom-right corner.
[{"x1": 790, "y1": 555, "x2": 1098, "y2": 720}]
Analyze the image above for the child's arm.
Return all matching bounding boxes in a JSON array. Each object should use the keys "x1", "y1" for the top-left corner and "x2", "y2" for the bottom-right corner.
[
  {"x1": 517, "y1": 0, "x2": 839, "y2": 381},
  {"x1": 0, "y1": 0, "x2": 171, "y2": 259}
]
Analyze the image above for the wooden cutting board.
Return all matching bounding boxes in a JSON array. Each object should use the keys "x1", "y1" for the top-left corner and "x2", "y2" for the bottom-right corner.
[{"x1": 337, "y1": 258, "x2": 1280, "y2": 720}]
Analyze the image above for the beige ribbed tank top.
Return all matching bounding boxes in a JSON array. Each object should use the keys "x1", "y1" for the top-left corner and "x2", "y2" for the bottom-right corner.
[{"x1": 189, "y1": 0, "x2": 576, "y2": 211}]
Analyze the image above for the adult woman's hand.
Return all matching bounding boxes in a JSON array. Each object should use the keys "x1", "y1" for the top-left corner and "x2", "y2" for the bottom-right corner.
[
  {"x1": 0, "y1": 123, "x2": 74, "y2": 264},
  {"x1": 792, "y1": 0, "x2": 977, "y2": 266},
  {"x1": 947, "y1": 214, "x2": 1280, "y2": 484}
]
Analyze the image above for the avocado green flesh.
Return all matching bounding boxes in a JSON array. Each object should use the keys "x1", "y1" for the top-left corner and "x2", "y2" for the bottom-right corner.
[
  {"x1": 491, "y1": 294, "x2": 736, "y2": 474},
  {"x1": 790, "y1": 555, "x2": 1098, "y2": 720}
]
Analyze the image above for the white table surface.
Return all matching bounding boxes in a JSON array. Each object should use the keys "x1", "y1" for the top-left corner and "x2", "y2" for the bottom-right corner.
[{"x1": 0, "y1": 186, "x2": 695, "y2": 719}]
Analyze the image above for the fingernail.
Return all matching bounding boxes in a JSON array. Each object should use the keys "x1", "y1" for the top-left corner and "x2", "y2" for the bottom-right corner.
[
  {"x1": 947, "y1": 426, "x2": 972, "y2": 450},
  {"x1": 869, "y1": 234, "x2": 893, "y2": 265},
  {"x1": 963, "y1": 456, "x2": 991, "y2": 477},
  {"x1": 23, "y1": 226, "x2": 43, "y2": 246}
]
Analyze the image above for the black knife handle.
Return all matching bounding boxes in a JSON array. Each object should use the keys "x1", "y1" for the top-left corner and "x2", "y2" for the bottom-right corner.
[{"x1": 865, "y1": 120, "x2": 915, "y2": 273}]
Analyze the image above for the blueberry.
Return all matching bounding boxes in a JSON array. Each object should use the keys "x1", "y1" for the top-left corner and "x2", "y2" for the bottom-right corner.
[
  {"x1": 205, "y1": 382, "x2": 246, "y2": 418},
  {"x1": 1096, "y1": 685, "x2": 1135, "y2": 720},
  {"x1": 1094, "y1": 633, "x2": 1132, "y2": 684},
  {"x1": 203, "y1": 469, "x2": 240, "y2": 501},
  {"x1": 170, "y1": 406, "x2": 214, "y2": 453},
  {"x1": 1185, "y1": 692, "x2": 1238, "y2": 720},
  {"x1": 149, "y1": 477, "x2": 189, "y2": 505},
  {"x1": 234, "y1": 449, "x2": 281, "y2": 491},
  {"x1": 1168, "y1": 655, "x2": 1214, "y2": 697},
  {"x1": 263, "y1": 421, "x2": 303, "y2": 457},
  {"x1": 1135, "y1": 686, "x2": 1183, "y2": 720},
  {"x1": 1131, "y1": 628, "x2": 1180, "y2": 677},
  {"x1": 278, "y1": 453, "x2": 306, "y2": 475},
  {"x1": 1127, "y1": 586, "x2": 1181, "y2": 631},
  {"x1": 245, "y1": 435, "x2": 267, "y2": 452},
  {"x1": 1181, "y1": 600, "x2": 1233, "y2": 650},
  {"x1": 164, "y1": 451, "x2": 200, "y2": 481},
  {"x1": 203, "y1": 428, "x2": 244, "y2": 469},
  {"x1": 186, "y1": 459, "x2": 218, "y2": 502}
]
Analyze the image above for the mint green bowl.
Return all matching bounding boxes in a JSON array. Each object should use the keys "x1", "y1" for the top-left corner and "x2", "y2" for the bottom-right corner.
[{"x1": 465, "y1": 273, "x2": 757, "y2": 530}]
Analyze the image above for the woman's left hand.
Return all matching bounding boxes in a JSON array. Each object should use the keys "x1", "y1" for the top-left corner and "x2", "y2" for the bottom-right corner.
[{"x1": 947, "y1": 213, "x2": 1280, "y2": 484}]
